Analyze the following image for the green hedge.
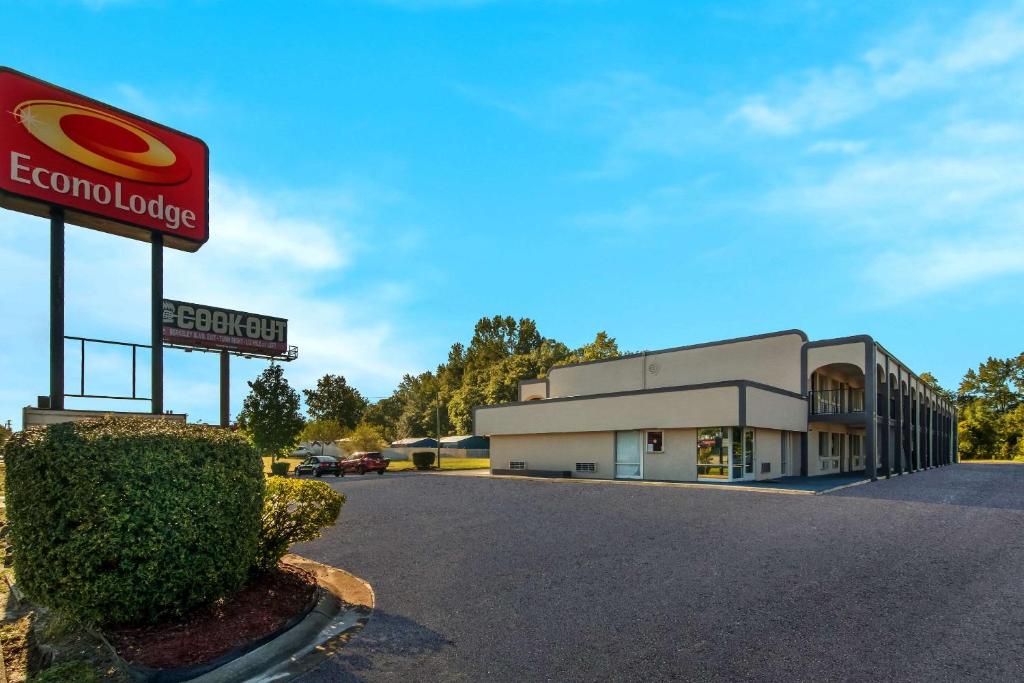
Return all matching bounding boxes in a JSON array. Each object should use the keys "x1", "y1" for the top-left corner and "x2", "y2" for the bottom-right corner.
[
  {"x1": 270, "y1": 461, "x2": 291, "y2": 477},
  {"x1": 3, "y1": 417, "x2": 264, "y2": 625},
  {"x1": 255, "y1": 478, "x2": 344, "y2": 573},
  {"x1": 412, "y1": 451, "x2": 435, "y2": 470}
]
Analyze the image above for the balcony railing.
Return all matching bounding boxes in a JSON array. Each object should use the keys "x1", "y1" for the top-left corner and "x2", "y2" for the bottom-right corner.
[{"x1": 809, "y1": 388, "x2": 865, "y2": 415}]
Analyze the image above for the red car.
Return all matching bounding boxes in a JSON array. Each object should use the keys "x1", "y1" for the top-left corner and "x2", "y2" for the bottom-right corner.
[{"x1": 340, "y1": 451, "x2": 390, "y2": 475}]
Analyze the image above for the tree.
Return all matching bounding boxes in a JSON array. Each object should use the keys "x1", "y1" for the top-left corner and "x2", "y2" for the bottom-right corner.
[
  {"x1": 303, "y1": 374, "x2": 367, "y2": 430},
  {"x1": 300, "y1": 419, "x2": 345, "y2": 445},
  {"x1": 955, "y1": 353, "x2": 1024, "y2": 460},
  {"x1": 556, "y1": 331, "x2": 621, "y2": 367},
  {"x1": 958, "y1": 355, "x2": 1023, "y2": 413},
  {"x1": 343, "y1": 422, "x2": 388, "y2": 453},
  {"x1": 0, "y1": 422, "x2": 12, "y2": 450},
  {"x1": 957, "y1": 401, "x2": 1000, "y2": 461},
  {"x1": 238, "y1": 364, "x2": 305, "y2": 461},
  {"x1": 919, "y1": 372, "x2": 955, "y2": 405},
  {"x1": 354, "y1": 314, "x2": 612, "y2": 439},
  {"x1": 362, "y1": 395, "x2": 403, "y2": 443}
]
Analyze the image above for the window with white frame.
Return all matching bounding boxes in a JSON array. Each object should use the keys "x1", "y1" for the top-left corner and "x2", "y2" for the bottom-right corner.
[
  {"x1": 646, "y1": 430, "x2": 664, "y2": 454},
  {"x1": 850, "y1": 434, "x2": 864, "y2": 469},
  {"x1": 818, "y1": 432, "x2": 835, "y2": 472}
]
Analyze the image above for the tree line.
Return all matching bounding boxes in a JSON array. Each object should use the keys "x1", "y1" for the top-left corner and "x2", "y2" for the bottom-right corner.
[
  {"x1": 955, "y1": 353, "x2": 1024, "y2": 460},
  {"x1": 237, "y1": 315, "x2": 620, "y2": 459},
  {"x1": 236, "y1": 314, "x2": 1022, "y2": 462}
]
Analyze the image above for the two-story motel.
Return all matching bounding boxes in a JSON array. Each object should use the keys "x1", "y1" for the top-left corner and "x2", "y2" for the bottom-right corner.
[{"x1": 473, "y1": 330, "x2": 957, "y2": 483}]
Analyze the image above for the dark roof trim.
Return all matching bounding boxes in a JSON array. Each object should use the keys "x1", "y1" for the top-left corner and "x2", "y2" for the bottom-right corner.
[
  {"x1": 475, "y1": 379, "x2": 804, "y2": 412},
  {"x1": 547, "y1": 329, "x2": 809, "y2": 372},
  {"x1": 872, "y1": 341, "x2": 952, "y2": 410},
  {"x1": 803, "y1": 334, "x2": 873, "y2": 349},
  {"x1": 801, "y1": 335, "x2": 873, "y2": 395}
]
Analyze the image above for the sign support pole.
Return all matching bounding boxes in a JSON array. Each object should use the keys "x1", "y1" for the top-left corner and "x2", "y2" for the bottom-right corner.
[
  {"x1": 49, "y1": 207, "x2": 64, "y2": 411},
  {"x1": 219, "y1": 350, "x2": 230, "y2": 428},
  {"x1": 151, "y1": 234, "x2": 163, "y2": 415}
]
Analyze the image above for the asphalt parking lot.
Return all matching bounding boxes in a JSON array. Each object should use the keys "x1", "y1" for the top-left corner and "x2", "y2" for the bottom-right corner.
[{"x1": 294, "y1": 464, "x2": 1024, "y2": 682}]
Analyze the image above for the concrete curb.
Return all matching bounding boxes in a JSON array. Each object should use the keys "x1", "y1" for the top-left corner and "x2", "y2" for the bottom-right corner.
[
  {"x1": 108, "y1": 557, "x2": 373, "y2": 683},
  {"x1": 482, "y1": 473, "x2": 817, "y2": 495},
  {"x1": 816, "y1": 478, "x2": 872, "y2": 495}
]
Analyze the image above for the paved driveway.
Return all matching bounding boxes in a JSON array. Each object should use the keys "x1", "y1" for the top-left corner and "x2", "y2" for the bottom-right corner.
[{"x1": 295, "y1": 464, "x2": 1024, "y2": 682}]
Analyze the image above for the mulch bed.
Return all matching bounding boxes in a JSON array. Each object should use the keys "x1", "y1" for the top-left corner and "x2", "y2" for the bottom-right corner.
[{"x1": 107, "y1": 564, "x2": 318, "y2": 670}]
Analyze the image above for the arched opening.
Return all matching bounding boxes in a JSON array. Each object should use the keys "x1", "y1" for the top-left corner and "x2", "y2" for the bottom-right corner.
[
  {"x1": 809, "y1": 362, "x2": 865, "y2": 415},
  {"x1": 809, "y1": 362, "x2": 867, "y2": 475}
]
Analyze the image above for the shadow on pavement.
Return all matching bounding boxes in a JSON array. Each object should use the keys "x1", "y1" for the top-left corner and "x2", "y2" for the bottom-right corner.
[{"x1": 298, "y1": 610, "x2": 453, "y2": 682}]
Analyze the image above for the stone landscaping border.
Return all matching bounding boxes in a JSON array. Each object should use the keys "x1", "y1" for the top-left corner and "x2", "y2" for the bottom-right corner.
[{"x1": 102, "y1": 556, "x2": 374, "y2": 683}]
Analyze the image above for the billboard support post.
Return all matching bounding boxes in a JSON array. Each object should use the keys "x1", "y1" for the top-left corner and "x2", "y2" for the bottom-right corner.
[
  {"x1": 49, "y1": 206, "x2": 64, "y2": 411},
  {"x1": 151, "y1": 234, "x2": 163, "y2": 415},
  {"x1": 219, "y1": 351, "x2": 229, "y2": 428}
]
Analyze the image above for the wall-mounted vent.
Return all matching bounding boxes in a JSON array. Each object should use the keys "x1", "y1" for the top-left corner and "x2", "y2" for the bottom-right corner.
[
  {"x1": 509, "y1": 461, "x2": 527, "y2": 471},
  {"x1": 575, "y1": 462, "x2": 597, "y2": 473},
  {"x1": 761, "y1": 462, "x2": 771, "y2": 474}
]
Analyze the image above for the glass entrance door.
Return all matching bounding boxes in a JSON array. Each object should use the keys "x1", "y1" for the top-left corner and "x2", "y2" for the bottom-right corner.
[
  {"x1": 741, "y1": 429, "x2": 756, "y2": 481},
  {"x1": 698, "y1": 427, "x2": 756, "y2": 481},
  {"x1": 615, "y1": 431, "x2": 642, "y2": 479}
]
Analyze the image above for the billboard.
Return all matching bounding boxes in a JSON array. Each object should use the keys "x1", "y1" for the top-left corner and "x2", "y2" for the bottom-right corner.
[
  {"x1": 162, "y1": 300, "x2": 288, "y2": 356},
  {"x1": 0, "y1": 67, "x2": 208, "y2": 252}
]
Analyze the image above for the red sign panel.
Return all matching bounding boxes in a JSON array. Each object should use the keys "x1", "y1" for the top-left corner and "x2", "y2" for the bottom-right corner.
[{"x1": 0, "y1": 67, "x2": 208, "y2": 252}]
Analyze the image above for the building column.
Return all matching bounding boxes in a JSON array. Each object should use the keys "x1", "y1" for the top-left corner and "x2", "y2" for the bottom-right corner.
[
  {"x1": 910, "y1": 391, "x2": 918, "y2": 471},
  {"x1": 953, "y1": 408, "x2": 959, "y2": 463},
  {"x1": 864, "y1": 343, "x2": 878, "y2": 481},
  {"x1": 895, "y1": 368, "x2": 904, "y2": 475},
  {"x1": 882, "y1": 356, "x2": 891, "y2": 478}
]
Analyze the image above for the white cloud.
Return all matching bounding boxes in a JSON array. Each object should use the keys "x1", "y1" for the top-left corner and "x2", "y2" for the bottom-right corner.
[
  {"x1": 806, "y1": 139, "x2": 867, "y2": 155},
  {"x1": 734, "y1": 4, "x2": 1024, "y2": 135},
  {"x1": 865, "y1": 232, "x2": 1024, "y2": 301},
  {"x1": 732, "y1": 68, "x2": 871, "y2": 136},
  {"x1": 110, "y1": 82, "x2": 211, "y2": 121}
]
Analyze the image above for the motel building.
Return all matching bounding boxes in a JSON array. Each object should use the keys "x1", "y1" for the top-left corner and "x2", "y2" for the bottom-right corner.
[{"x1": 473, "y1": 330, "x2": 958, "y2": 483}]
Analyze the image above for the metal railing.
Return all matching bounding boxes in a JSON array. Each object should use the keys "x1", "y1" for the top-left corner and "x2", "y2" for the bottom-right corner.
[
  {"x1": 65, "y1": 335, "x2": 150, "y2": 401},
  {"x1": 809, "y1": 388, "x2": 865, "y2": 415}
]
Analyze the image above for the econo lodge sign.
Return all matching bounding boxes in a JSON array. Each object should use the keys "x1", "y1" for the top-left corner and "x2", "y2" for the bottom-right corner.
[{"x1": 0, "y1": 67, "x2": 208, "y2": 251}]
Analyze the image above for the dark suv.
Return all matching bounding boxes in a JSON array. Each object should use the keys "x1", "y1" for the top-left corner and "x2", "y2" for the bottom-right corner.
[{"x1": 294, "y1": 455, "x2": 342, "y2": 477}]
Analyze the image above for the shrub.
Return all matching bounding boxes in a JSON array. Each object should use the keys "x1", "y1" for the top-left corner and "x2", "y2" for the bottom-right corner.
[
  {"x1": 254, "y1": 478, "x2": 344, "y2": 573},
  {"x1": 31, "y1": 660, "x2": 100, "y2": 683},
  {"x1": 412, "y1": 451, "x2": 435, "y2": 470},
  {"x1": 3, "y1": 417, "x2": 264, "y2": 625},
  {"x1": 270, "y1": 461, "x2": 291, "y2": 477}
]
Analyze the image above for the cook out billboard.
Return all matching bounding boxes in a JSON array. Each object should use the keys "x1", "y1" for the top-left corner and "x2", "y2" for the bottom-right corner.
[
  {"x1": 0, "y1": 67, "x2": 208, "y2": 252},
  {"x1": 162, "y1": 300, "x2": 288, "y2": 356}
]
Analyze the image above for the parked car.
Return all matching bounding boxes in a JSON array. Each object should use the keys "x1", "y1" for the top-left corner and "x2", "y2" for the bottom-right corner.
[
  {"x1": 294, "y1": 455, "x2": 342, "y2": 477},
  {"x1": 340, "y1": 451, "x2": 390, "y2": 475}
]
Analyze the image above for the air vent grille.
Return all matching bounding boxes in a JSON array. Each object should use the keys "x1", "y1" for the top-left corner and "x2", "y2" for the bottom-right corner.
[
  {"x1": 575, "y1": 462, "x2": 597, "y2": 472},
  {"x1": 509, "y1": 461, "x2": 527, "y2": 471}
]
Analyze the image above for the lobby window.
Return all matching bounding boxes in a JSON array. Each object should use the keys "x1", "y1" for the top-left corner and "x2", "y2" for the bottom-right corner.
[
  {"x1": 697, "y1": 427, "x2": 728, "y2": 479},
  {"x1": 646, "y1": 430, "x2": 664, "y2": 454}
]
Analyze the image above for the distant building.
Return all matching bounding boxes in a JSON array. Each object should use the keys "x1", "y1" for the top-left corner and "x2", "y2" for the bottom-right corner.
[
  {"x1": 385, "y1": 435, "x2": 489, "y2": 461},
  {"x1": 391, "y1": 437, "x2": 439, "y2": 449},
  {"x1": 440, "y1": 435, "x2": 489, "y2": 450}
]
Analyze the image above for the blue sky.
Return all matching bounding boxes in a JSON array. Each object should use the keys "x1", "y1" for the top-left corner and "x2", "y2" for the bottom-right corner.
[{"x1": 3, "y1": 1, "x2": 1023, "y2": 427}]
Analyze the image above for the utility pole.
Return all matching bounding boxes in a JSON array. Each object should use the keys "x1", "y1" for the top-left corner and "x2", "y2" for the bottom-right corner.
[{"x1": 436, "y1": 401, "x2": 442, "y2": 470}]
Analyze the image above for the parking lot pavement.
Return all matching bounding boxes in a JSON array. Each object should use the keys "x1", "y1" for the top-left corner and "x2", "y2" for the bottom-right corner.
[{"x1": 293, "y1": 465, "x2": 1024, "y2": 682}]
